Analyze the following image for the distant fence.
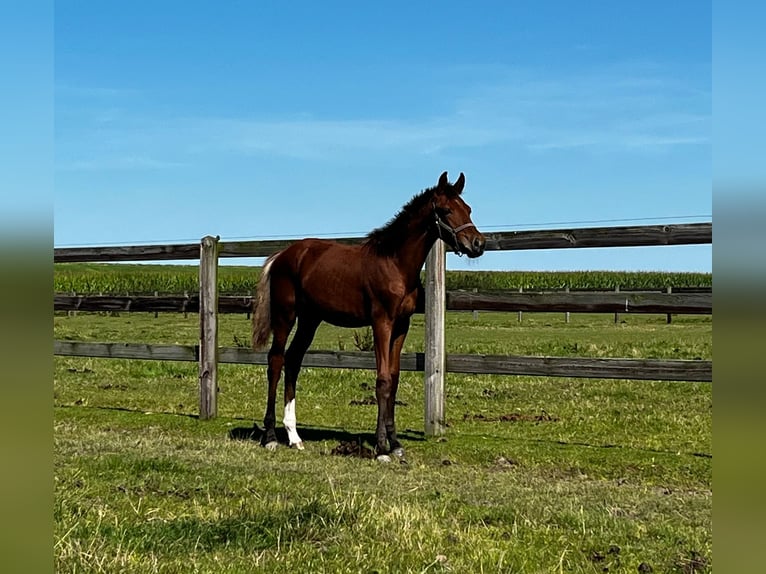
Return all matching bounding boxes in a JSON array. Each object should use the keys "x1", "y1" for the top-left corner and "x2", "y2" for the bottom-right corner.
[
  {"x1": 54, "y1": 288, "x2": 711, "y2": 315},
  {"x1": 54, "y1": 223, "x2": 713, "y2": 433}
]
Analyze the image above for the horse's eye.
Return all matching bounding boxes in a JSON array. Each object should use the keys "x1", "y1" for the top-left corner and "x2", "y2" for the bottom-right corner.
[{"x1": 440, "y1": 207, "x2": 452, "y2": 216}]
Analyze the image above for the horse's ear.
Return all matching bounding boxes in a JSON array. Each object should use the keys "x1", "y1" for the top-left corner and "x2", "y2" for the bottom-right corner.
[
  {"x1": 454, "y1": 172, "x2": 465, "y2": 195},
  {"x1": 438, "y1": 171, "x2": 449, "y2": 189}
]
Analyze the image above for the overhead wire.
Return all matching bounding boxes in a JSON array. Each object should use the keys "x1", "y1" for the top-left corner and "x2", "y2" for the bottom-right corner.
[{"x1": 55, "y1": 214, "x2": 712, "y2": 248}]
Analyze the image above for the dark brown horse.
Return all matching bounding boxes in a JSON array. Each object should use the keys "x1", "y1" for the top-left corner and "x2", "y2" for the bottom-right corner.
[{"x1": 251, "y1": 172, "x2": 485, "y2": 461}]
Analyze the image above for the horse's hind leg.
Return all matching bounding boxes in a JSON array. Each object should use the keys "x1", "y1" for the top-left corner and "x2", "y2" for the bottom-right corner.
[
  {"x1": 263, "y1": 314, "x2": 294, "y2": 449},
  {"x1": 283, "y1": 315, "x2": 320, "y2": 449}
]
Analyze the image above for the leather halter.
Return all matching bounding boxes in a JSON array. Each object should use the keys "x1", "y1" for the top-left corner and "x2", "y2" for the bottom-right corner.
[{"x1": 432, "y1": 200, "x2": 476, "y2": 256}]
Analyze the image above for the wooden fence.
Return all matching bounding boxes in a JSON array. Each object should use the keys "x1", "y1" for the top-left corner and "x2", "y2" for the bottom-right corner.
[
  {"x1": 53, "y1": 289, "x2": 712, "y2": 315},
  {"x1": 54, "y1": 222, "x2": 713, "y2": 432},
  {"x1": 54, "y1": 223, "x2": 711, "y2": 262}
]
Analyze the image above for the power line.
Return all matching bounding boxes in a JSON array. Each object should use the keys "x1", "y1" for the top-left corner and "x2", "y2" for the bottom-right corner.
[
  {"x1": 478, "y1": 214, "x2": 712, "y2": 230},
  {"x1": 55, "y1": 214, "x2": 712, "y2": 248},
  {"x1": 220, "y1": 214, "x2": 712, "y2": 240}
]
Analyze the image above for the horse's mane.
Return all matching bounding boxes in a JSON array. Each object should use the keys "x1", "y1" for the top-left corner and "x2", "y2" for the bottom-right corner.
[{"x1": 363, "y1": 185, "x2": 437, "y2": 256}]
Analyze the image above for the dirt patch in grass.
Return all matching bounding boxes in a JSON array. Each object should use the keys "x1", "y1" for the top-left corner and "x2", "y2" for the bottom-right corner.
[
  {"x1": 492, "y1": 456, "x2": 519, "y2": 470},
  {"x1": 348, "y1": 397, "x2": 376, "y2": 406},
  {"x1": 675, "y1": 550, "x2": 709, "y2": 573},
  {"x1": 463, "y1": 410, "x2": 559, "y2": 423},
  {"x1": 586, "y1": 545, "x2": 621, "y2": 570},
  {"x1": 349, "y1": 397, "x2": 408, "y2": 407},
  {"x1": 330, "y1": 440, "x2": 375, "y2": 459}
]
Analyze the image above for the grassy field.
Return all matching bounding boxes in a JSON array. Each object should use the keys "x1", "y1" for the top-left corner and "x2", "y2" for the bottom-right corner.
[{"x1": 54, "y1": 311, "x2": 712, "y2": 573}]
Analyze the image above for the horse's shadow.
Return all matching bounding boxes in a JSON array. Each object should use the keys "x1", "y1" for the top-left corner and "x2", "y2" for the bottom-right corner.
[{"x1": 228, "y1": 424, "x2": 425, "y2": 447}]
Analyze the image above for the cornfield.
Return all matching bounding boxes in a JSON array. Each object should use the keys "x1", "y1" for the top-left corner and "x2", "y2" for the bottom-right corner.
[
  {"x1": 444, "y1": 270, "x2": 711, "y2": 291},
  {"x1": 54, "y1": 263, "x2": 711, "y2": 295}
]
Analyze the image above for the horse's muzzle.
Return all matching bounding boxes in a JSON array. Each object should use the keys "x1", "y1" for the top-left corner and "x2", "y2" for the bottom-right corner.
[{"x1": 459, "y1": 233, "x2": 486, "y2": 258}]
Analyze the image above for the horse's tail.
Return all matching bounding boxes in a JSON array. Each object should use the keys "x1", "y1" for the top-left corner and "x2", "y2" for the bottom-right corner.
[{"x1": 252, "y1": 252, "x2": 279, "y2": 350}]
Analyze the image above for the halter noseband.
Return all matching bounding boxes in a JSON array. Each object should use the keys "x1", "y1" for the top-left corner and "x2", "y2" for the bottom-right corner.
[{"x1": 432, "y1": 200, "x2": 476, "y2": 256}]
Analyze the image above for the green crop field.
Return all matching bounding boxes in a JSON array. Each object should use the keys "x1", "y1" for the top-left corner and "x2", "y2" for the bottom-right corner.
[
  {"x1": 54, "y1": 287, "x2": 712, "y2": 573},
  {"x1": 54, "y1": 263, "x2": 712, "y2": 295}
]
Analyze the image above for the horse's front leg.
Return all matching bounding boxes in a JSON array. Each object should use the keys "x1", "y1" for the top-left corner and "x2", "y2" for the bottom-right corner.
[
  {"x1": 372, "y1": 318, "x2": 394, "y2": 460},
  {"x1": 386, "y1": 317, "x2": 410, "y2": 462}
]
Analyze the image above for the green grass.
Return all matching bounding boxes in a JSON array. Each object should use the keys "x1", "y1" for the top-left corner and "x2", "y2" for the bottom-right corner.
[{"x1": 54, "y1": 311, "x2": 712, "y2": 573}]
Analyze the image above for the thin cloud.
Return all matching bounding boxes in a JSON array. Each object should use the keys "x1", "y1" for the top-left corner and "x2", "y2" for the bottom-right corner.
[
  {"x1": 55, "y1": 85, "x2": 142, "y2": 98},
  {"x1": 204, "y1": 66, "x2": 710, "y2": 157},
  {"x1": 56, "y1": 63, "x2": 709, "y2": 166},
  {"x1": 58, "y1": 156, "x2": 187, "y2": 172},
  {"x1": 187, "y1": 116, "x2": 517, "y2": 159},
  {"x1": 527, "y1": 134, "x2": 707, "y2": 152},
  {"x1": 460, "y1": 69, "x2": 709, "y2": 153}
]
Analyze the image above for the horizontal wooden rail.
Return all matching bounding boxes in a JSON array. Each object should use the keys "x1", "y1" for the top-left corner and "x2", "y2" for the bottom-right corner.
[
  {"x1": 54, "y1": 243, "x2": 203, "y2": 263},
  {"x1": 482, "y1": 223, "x2": 711, "y2": 251},
  {"x1": 446, "y1": 291, "x2": 712, "y2": 314},
  {"x1": 55, "y1": 294, "x2": 199, "y2": 313},
  {"x1": 53, "y1": 237, "x2": 363, "y2": 262},
  {"x1": 54, "y1": 341, "x2": 712, "y2": 382},
  {"x1": 55, "y1": 290, "x2": 712, "y2": 315},
  {"x1": 53, "y1": 223, "x2": 712, "y2": 262},
  {"x1": 55, "y1": 341, "x2": 199, "y2": 362},
  {"x1": 563, "y1": 286, "x2": 711, "y2": 293}
]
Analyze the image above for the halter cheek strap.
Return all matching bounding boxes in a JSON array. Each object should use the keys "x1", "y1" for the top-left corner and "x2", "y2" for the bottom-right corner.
[
  {"x1": 432, "y1": 201, "x2": 476, "y2": 256},
  {"x1": 452, "y1": 222, "x2": 477, "y2": 234}
]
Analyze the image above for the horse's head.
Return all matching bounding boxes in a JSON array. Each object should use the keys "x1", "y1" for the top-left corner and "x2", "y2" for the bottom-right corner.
[{"x1": 431, "y1": 171, "x2": 486, "y2": 258}]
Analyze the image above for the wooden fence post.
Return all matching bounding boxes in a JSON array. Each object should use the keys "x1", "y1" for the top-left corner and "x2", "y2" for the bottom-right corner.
[
  {"x1": 199, "y1": 235, "x2": 220, "y2": 420},
  {"x1": 564, "y1": 286, "x2": 570, "y2": 324},
  {"x1": 518, "y1": 286, "x2": 523, "y2": 322},
  {"x1": 614, "y1": 285, "x2": 620, "y2": 324},
  {"x1": 424, "y1": 240, "x2": 446, "y2": 436}
]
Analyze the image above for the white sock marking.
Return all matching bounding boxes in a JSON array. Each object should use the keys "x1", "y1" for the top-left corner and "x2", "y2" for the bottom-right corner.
[{"x1": 283, "y1": 398, "x2": 303, "y2": 446}]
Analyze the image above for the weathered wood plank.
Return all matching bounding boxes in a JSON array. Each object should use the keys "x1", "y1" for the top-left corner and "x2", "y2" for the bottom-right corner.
[
  {"x1": 424, "y1": 241, "x2": 447, "y2": 436},
  {"x1": 54, "y1": 340, "x2": 198, "y2": 361},
  {"x1": 54, "y1": 290, "x2": 713, "y2": 315},
  {"x1": 55, "y1": 341, "x2": 712, "y2": 382},
  {"x1": 53, "y1": 243, "x2": 201, "y2": 263},
  {"x1": 53, "y1": 294, "x2": 254, "y2": 313},
  {"x1": 482, "y1": 223, "x2": 712, "y2": 251},
  {"x1": 53, "y1": 294, "x2": 196, "y2": 312},
  {"x1": 198, "y1": 236, "x2": 219, "y2": 419},
  {"x1": 444, "y1": 354, "x2": 712, "y2": 382},
  {"x1": 53, "y1": 223, "x2": 711, "y2": 262},
  {"x1": 53, "y1": 237, "x2": 365, "y2": 262},
  {"x1": 446, "y1": 291, "x2": 712, "y2": 314}
]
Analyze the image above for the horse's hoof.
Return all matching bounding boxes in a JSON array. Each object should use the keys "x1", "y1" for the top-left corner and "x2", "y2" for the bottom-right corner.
[
  {"x1": 376, "y1": 454, "x2": 392, "y2": 463},
  {"x1": 391, "y1": 448, "x2": 408, "y2": 464},
  {"x1": 290, "y1": 441, "x2": 305, "y2": 451},
  {"x1": 264, "y1": 441, "x2": 279, "y2": 451}
]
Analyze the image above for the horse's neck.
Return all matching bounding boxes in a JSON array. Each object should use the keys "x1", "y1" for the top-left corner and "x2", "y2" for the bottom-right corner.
[{"x1": 394, "y1": 225, "x2": 437, "y2": 288}]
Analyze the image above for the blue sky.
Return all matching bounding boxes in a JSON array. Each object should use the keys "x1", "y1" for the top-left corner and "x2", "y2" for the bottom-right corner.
[{"x1": 54, "y1": 1, "x2": 711, "y2": 271}]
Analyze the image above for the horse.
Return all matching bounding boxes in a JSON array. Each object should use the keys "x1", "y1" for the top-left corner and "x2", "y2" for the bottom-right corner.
[{"x1": 251, "y1": 171, "x2": 485, "y2": 461}]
